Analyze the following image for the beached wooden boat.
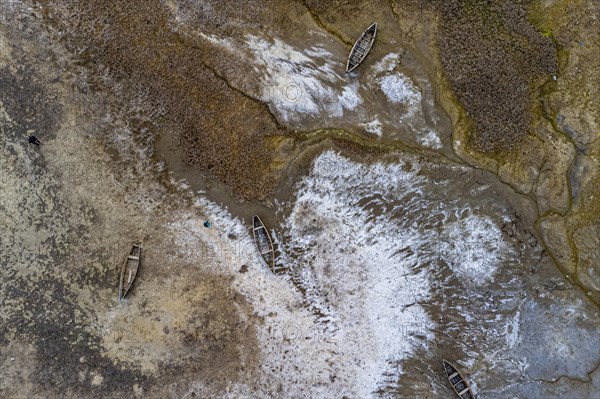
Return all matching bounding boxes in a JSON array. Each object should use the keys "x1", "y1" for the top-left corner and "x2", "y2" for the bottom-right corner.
[
  {"x1": 444, "y1": 360, "x2": 475, "y2": 399},
  {"x1": 252, "y1": 216, "x2": 275, "y2": 272},
  {"x1": 119, "y1": 244, "x2": 141, "y2": 301},
  {"x1": 346, "y1": 22, "x2": 377, "y2": 73}
]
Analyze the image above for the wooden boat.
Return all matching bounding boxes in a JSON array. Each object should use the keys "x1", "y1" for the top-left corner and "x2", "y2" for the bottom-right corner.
[
  {"x1": 252, "y1": 216, "x2": 275, "y2": 272},
  {"x1": 119, "y1": 244, "x2": 141, "y2": 301},
  {"x1": 444, "y1": 360, "x2": 475, "y2": 399},
  {"x1": 346, "y1": 22, "x2": 377, "y2": 73}
]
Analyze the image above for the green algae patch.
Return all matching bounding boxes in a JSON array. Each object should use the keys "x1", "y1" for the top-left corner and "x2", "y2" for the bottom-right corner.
[{"x1": 529, "y1": 0, "x2": 582, "y2": 41}]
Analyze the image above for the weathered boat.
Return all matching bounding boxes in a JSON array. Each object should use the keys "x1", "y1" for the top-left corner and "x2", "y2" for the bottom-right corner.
[
  {"x1": 119, "y1": 244, "x2": 141, "y2": 301},
  {"x1": 444, "y1": 360, "x2": 475, "y2": 399},
  {"x1": 252, "y1": 216, "x2": 275, "y2": 272},
  {"x1": 346, "y1": 22, "x2": 377, "y2": 73}
]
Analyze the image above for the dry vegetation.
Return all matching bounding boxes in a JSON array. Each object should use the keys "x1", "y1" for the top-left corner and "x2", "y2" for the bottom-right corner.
[
  {"x1": 37, "y1": 0, "x2": 285, "y2": 199},
  {"x1": 434, "y1": 0, "x2": 557, "y2": 153}
]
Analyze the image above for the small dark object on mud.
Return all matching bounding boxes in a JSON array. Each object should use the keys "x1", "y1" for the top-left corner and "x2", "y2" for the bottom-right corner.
[
  {"x1": 239, "y1": 264, "x2": 249, "y2": 274},
  {"x1": 28, "y1": 135, "x2": 41, "y2": 145},
  {"x1": 203, "y1": 220, "x2": 212, "y2": 228}
]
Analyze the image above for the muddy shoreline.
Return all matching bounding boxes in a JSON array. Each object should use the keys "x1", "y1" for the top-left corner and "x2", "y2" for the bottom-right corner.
[{"x1": 1, "y1": 1, "x2": 599, "y2": 398}]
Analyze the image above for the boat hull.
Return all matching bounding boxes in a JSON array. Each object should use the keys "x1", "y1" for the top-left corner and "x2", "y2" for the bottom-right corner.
[
  {"x1": 443, "y1": 360, "x2": 475, "y2": 399},
  {"x1": 119, "y1": 244, "x2": 141, "y2": 301},
  {"x1": 346, "y1": 22, "x2": 377, "y2": 73},
  {"x1": 252, "y1": 216, "x2": 275, "y2": 272}
]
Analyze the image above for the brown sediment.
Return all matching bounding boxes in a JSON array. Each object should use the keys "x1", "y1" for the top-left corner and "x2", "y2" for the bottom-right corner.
[
  {"x1": 33, "y1": 0, "x2": 441, "y2": 204},
  {"x1": 1, "y1": 1, "x2": 599, "y2": 397},
  {"x1": 0, "y1": 7, "x2": 264, "y2": 396},
  {"x1": 434, "y1": 0, "x2": 557, "y2": 154},
  {"x1": 36, "y1": 0, "x2": 287, "y2": 200},
  {"x1": 299, "y1": 0, "x2": 353, "y2": 46},
  {"x1": 32, "y1": 0, "x2": 599, "y2": 304},
  {"x1": 430, "y1": 0, "x2": 600, "y2": 304},
  {"x1": 529, "y1": 0, "x2": 600, "y2": 303},
  {"x1": 330, "y1": 138, "x2": 388, "y2": 156}
]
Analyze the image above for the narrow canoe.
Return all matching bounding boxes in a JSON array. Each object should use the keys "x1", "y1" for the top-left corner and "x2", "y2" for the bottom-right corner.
[
  {"x1": 252, "y1": 216, "x2": 275, "y2": 272},
  {"x1": 119, "y1": 244, "x2": 141, "y2": 301},
  {"x1": 443, "y1": 360, "x2": 475, "y2": 399},
  {"x1": 346, "y1": 22, "x2": 377, "y2": 73}
]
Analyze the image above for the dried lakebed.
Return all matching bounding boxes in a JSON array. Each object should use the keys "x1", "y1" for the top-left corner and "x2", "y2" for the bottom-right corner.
[{"x1": 1, "y1": 1, "x2": 599, "y2": 399}]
